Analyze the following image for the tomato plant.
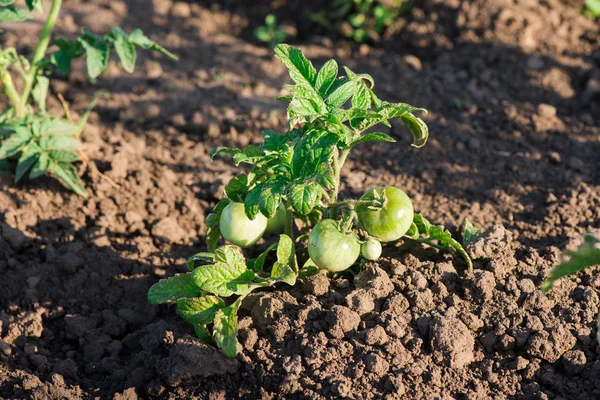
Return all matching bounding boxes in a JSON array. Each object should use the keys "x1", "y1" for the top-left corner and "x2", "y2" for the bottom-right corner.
[
  {"x1": 0, "y1": 0, "x2": 176, "y2": 196},
  {"x1": 148, "y1": 44, "x2": 473, "y2": 357}
]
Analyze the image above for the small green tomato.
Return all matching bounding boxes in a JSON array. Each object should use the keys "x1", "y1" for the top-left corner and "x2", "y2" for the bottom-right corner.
[
  {"x1": 265, "y1": 203, "x2": 287, "y2": 234},
  {"x1": 361, "y1": 237, "x2": 382, "y2": 260},
  {"x1": 308, "y1": 219, "x2": 361, "y2": 272},
  {"x1": 219, "y1": 202, "x2": 267, "y2": 247},
  {"x1": 357, "y1": 186, "x2": 414, "y2": 242}
]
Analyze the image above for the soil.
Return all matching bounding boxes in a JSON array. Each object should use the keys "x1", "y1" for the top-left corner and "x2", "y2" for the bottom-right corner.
[{"x1": 1, "y1": 0, "x2": 600, "y2": 399}]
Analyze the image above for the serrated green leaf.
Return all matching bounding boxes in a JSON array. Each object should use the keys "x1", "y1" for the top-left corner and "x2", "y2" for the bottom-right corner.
[
  {"x1": 177, "y1": 295, "x2": 225, "y2": 324},
  {"x1": 127, "y1": 28, "x2": 178, "y2": 60},
  {"x1": 350, "y1": 132, "x2": 395, "y2": 147},
  {"x1": 261, "y1": 129, "x2": 290, "y2": 152},
  {"x1": 148, "y1": 273, "x2": 202, "y2": 304},
  {"x1": 316, "y1": 167, "x2": 335, "y2": 190},
  {"x1": 404, "y1": 222, "x2": 419, "y2": 240},
  {"x1": 113, "y1": 28, "x2": 137, "y2": 73},
  {"x1": 271, "y1": 234, "x2": 297, "y2": 285},
  {"x1": 401, "y1": 112, "x2": 429, "y2": 148},
  {"x1": 45, "y1": 136, "x2": 81, "y2": 151},
  {"x1": 315, "y1": 59, "x2": 338, "y2": 97},
  {"x1": 31, "y1": 76, "x2": 49, "y2": 113},
  {"x1": 290, "y1": 181, "x2": 322, "y2": 215},
  {"x1": 15, "y1": 146, "x2": 39, "y2": 182},
  {"x1": 542, "y1": 234, "x2": 600, "y2": 292},
  {"x1": 244, "y1": 183, "x2": 262, "y2": 220},
  {"x1": 194, "y1": 324, "x2": 215, "y2": 345},
  {"x1": 79, "y1": 34, "x2": 109, "y2": 79},
  {"x1": 325, "y1": 79, "x2": 358, "y2": 109},
  {"x1": 258, "y1": 180, "x2": 285, "y2": 218},
  {"x1": 50, "y1": 38, "x2": 79, "y2": 75},
  {"x1": 49, "y1": 161, "x2": 88, "y2": 197},
  {"x1": 274, "y1": 44, "x2": 317, "y2": 88},
  {"x1": 50, "y1": 150, "x2": 80, "y2": 163},
  {"x1": 192, "y1": 245, "x2": 254, "y2": 296},
  {"x1": 186, "y1": 252, "x2": 215, "y2": 271},
  {"x1": 463, "y1": 219, "x2": 482, "y2": 246},
  {"x1": 0, "y1": 128, "x2": 32, "y2": 158},
  {"x1": 0, "y1": 6, "x2": 31, "y2": 23},
  {"x1": 213, "y1": 299, "x2": 241, "y2": 358},
  {"x1": 29, "y1": 151, "x2": 49, "y2": 179},
  {"x1": 209, "y1": 146, "x2": 240, "y2": 159},
  {"x1": 205, "y1": 199, "x2": 231, "y2": 252},
  {"x1": 292, "y1": 129, "x2": 337, "y2": 179},
  {"x1": 299, "y1": 258, "x2": 320, "y2": 279},
  {"x1": 232, "y1": 145, "x2": 263, "y2": 165},
  {"x1": 352, "y1": 82, "x2": 371, "y2": 110},
  {"x1": 225, "y1": 174, "x2": 248, "y2": 203}
]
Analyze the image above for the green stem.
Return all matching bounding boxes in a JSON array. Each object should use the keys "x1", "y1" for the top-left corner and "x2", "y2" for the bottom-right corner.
[
  {"x1": 330, "y1": 148, "x2": 350, "y2": 219},
  {"x1": 329, "y1": 199, "x2": 382, "y2": 209},
  {"x1": 284, "y1": 200, "x2": 294, "y2": 241},
  {"x1": 18, "y1": 0, "x2": 62, "y2": 117},
  {"x1": 1, "y1": 70, "x2": 22, "y2": 115}
]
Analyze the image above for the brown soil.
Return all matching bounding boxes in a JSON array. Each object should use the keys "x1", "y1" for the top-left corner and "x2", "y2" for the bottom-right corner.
[{"x1": 1, "y1": 0, "x2": 600, "y2": 399}]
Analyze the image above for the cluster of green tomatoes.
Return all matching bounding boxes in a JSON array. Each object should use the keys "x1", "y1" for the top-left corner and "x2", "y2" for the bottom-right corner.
[{"x1": 219, "y1": 186, "x2": 413, "y2": 272}]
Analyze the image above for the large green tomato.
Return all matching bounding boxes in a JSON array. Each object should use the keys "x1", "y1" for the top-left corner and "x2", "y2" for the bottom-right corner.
[
  {"x1": 220, "y1": 203, "x2": 267, "y2": 247},
  {"x1": 308, "y1": 219, "x2": 360, "y2": 272},
  {"x1": 265, "y1": 203, "x2": 287, "y2": 234},
  {"x1": 361, "y1": 237, "x2": 382, "y2": 260},
  {"x1": 357, "y1": 186, "x2": 414, "y2": 242}
]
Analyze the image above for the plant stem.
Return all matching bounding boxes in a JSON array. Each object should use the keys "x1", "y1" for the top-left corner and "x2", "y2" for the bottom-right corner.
[
  {"x1": 329, "y1": 199, "x2": 382, "y2": 209},
  {"x1": 18, "y1": 0, "x2": 62, "y2": 117},
  {"x1": 330, "y1": 148, "x2": 350, "y2": 219},
  {"x1": 1, "y1": 70, "x2": 22, "y2": 115},
  {"x1": 284, "y1": 201, "x2": 294, "y2": 241}
]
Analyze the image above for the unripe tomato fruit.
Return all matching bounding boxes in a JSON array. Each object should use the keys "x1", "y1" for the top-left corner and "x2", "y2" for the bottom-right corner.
[
  {"x1": 361, "y1": 237, "x2": 382, "y2": 260},
  {"x1": 357, "y1": 186, "x2": 414, "y2": 242},
  {"x1": 220, "y1": 202, "x2": 267, "y2": 247},
  {"x1": 308, "y1": 219, "x2": 360, "y2": 272},
  {"x1": 265, "y1": 203, "x2": 287, "y2": 234}
]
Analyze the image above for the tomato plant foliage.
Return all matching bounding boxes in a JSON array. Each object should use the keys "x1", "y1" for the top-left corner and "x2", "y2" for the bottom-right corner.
[
  {"x1": 148, "y1": 44, "x2": 473, "y2": 357},
  {"x1": 0, "y1": 0, "x2": 176, "y2": 196}
]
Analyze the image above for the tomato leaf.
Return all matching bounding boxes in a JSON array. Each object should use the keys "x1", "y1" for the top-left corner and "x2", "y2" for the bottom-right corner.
[
  {"x1": 177, "y1": 295, "x2": 225, "y2": 325},
  {"x1": 213, "y1": 299, "x2": 241, "y2": 358},
  {"x1": 462, "y1": 219, "x2": 483, "y2": 246},
  {"x1": 194, "y1": 324, "x2": 215, "y2": 345},
  {"x1": 148, "y1": 273, "x2": 203, "y2": 304},
  {"x1": 192, "y1": 245, "x2": 255, "y2": 296},
  {"x1": 290, "y1": 181, "x2": 322, "y2": 215},
  {"x1": 0, "y1": 6, "x2": 31, "y2": 23},
  {"x1": 274, "y1": 44, "x2": 317, "y2": 88},
  {"x1": 315, "y1": 59, "x2": 338, "y2": 97},
  {"x1": 325, "y1": 79, "x2": 358, "y2": 109},
  {"x1": 112, "y1": 28, "x2": 137, "y2": 73},
  {"x1": 127, "y1": 28, "x2": 178, "y2": 60},
  {"x1": 0, "y1": 128, "x2": 32, "y2": 158},
  {"x1": 225, "y1": 174, "x2": 249, "y2": 203},
  {"x1": 205, "y1": 198, "x2": 231, "y2": 252},
  {"x1": 49, "y1": 161, "x2": 87, "y2": 198},
  {"x1": 270, "y1": 234, "x2": 297, "y2": 284},
  {"x1": 31, "y1": 76, "x2": 49, "y2": 113},
  {"x1": 186, "y1": 252, "x2": 215, "y2": 271},
  {"x1": 15, "y1": 146, "x2": 40, "y2": 183},
  {"x1": 29, "y1": 152, "x2": 50, "y2": 179},
  {"x1": 248, "y1": 243, "x2": 277, "y2": 273},
  {"x1": 542, "y1": 234, "x2": 600, "y2": 293},
  {"x1": 401, "y1": 112, "x2": 429, "y2": 148},
  {"x1": 79, "y1": 34, "x2": 110, "y2": 79},
  {"x1": 291, "y1": 129, "x2": 337, "y2": 179},
  {"x1": 350, "y1": 132, "x2": 395, "y2": 148}
]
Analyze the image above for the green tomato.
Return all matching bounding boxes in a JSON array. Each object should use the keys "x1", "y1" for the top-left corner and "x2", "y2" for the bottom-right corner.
[
  {"x1": 265, "y1": 203, "x2": 287, "y2": 234},
  {"x1": 220, "y1": 202, "x2": 267, "y2": 247},
  {"x1": 357, "y1": 186, "x2": 414, "y2": 242},
  {"x1": 308, "y1": 219, "x2": 360, "y2": 272},
  {"x1": 361, "y1": 237, "x2": 382, "y2": 260}
]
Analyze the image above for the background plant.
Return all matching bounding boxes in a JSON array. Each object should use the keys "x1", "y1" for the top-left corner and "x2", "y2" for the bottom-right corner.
[
  {"x1": 253, "y1": 14, "x2": 290, "y2": 48},
  {"x1": 583, "y1": 0, "x2": 600, "y2": 17},
  {"x1": 0, "y1": 0, "x2": 176, "y2": 196},
  {"x1": 311, "y1": 0, "x2": 411, "y2": 43},
  {"x1": 148, "y1": 44, "x2": 474, "y2": 357}
]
